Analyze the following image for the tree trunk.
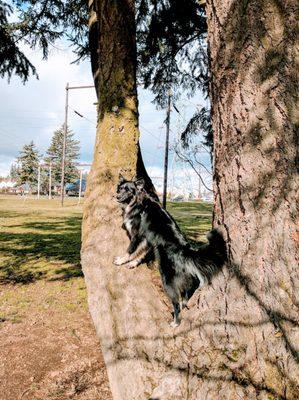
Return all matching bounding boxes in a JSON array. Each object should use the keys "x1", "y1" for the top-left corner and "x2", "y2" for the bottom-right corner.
[
  {"x1": 82, "y1": 0, "x2": 299, "y2": 399},
  {"x1": 206, "y1": 0, "x2": 299, "y2": 397},
  {"x1": 82, "y1": 1, "x2": 169, "y2": 398}
]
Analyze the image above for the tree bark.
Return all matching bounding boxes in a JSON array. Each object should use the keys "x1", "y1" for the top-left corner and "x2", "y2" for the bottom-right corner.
[
  {"x1": 82, "y1": 1, "x2": 169, "y2": 399},
  {"x1": 206, "y1": 0, "x2": 299, "y2": 397},
  {"x1": 82, "y1": 0, "x2": 299, "y2": 399}
]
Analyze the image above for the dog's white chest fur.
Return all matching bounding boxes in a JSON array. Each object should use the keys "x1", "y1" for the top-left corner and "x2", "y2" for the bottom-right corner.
[
  {"x1": 124, "y1": 203, "x2": 135, "y2": 235},
  {"x1": 124, "y1": 217, "x2": 133, "y2": 235}
]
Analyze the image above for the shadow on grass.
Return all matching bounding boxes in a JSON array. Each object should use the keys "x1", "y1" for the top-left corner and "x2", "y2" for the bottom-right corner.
[
  {"x1": 0, "y1": 202, "x2": 212, "y2": 285},
  {"x1": 0, "y1": 215, "x2": 83, "y2": 284}
]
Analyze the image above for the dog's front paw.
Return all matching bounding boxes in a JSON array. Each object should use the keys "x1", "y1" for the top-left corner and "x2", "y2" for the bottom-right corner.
[
  {"x1": 113, "y1": 256, "x2": 126, "y2": 266},
  {"x1": 125, "y1": 260, "x2": 138, "y2": 269}
]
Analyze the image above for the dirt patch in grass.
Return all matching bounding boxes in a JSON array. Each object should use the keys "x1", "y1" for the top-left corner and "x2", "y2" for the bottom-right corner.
[
  {"x1": 0, "y1": 196, "x2": 112, "y2": 400},
  {"x1": 0, "y1": 280, "x2": 112, "y2": 400}
]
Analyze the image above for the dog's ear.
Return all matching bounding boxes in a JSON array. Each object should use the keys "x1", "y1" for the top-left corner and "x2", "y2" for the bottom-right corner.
[
  {"x1": 119, "y1": 173, "x2": 126, "y2": 184},
  {"x1": 135, "y1": 178, "x2": 145, "y2": 190}
]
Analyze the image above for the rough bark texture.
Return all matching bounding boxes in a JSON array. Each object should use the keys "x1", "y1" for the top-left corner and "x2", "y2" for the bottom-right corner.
[
  {"x1": 82, "y1": 0, "x2": 299, "y2": 399},
  {"x1": 205, "y1": 0, "x2": 299, "y2": 397},
  {"x1": 83, "y1": 1, "x2": 171, "y2": 399}
]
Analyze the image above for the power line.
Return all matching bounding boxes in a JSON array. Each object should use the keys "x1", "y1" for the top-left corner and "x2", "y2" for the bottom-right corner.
[
  {"x1": 139, "y1": 124, "x2": 163, "y2": 142},
  {"x1": 141, "y1": 146, "x2": 164, "y2": 165},
  {"x1": 0, "y1": 128, "x2": 27, "y2": 142},
  {"x1": 68, "y1": 105, "x2": 97, "y2": 126}
]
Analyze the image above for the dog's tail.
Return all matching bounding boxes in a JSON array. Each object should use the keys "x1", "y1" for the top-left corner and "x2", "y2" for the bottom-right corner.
[
  {"x1": 184, "y1": 229, "x2": 227, "y2": 286},
  {"x1": 206, "y1": 228, "x2": 227, "y2": 261},
  {"x1": 195, "y1": 228, "x2": 227, "y2": 283}
]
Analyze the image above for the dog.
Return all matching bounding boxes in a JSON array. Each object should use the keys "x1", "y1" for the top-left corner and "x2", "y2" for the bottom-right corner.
[
  {"x1": 114, "y1": 174, "x2": 186, "y2": 269},
  {"x1": 113, "y1": 175, "x2": 154, "y2": 269},
  {"x1": 114, "y1": 177, "x2": 227, "y2": 327}
]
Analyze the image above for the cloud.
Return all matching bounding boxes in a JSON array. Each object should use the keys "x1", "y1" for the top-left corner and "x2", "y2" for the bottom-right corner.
[
  {"x1": 0, "y1": 47, "x2": 97, "y2": 175},
  {"x1": 0, "y1": 47, "x2": 210, "y2": 180}
]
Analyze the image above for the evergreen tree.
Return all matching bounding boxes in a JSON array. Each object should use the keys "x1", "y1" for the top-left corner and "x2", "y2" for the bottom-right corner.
[
  {"x1": 0, "y1": 0, "x2": 210, "y2": 145},
  {"x1": 45, "y1": 125, "x2": 80, "y2": 185},
  {"x1": 9, "y1": 163, "x2": 19, "y2": 182},
  {"x1": 0, "y1": 1, "x2": 37, "y2": 82},
  {"x1": 16, "y1": 141, "x2": 40, "y2": 190}
]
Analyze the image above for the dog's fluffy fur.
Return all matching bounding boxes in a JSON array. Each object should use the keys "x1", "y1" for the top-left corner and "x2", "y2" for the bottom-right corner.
[
  {"x1": 114, "y1": 176, "x2": 227, "y2": 326},
  {"x1": 114, "y1": 175, "x2": 153, "y2": 269}
]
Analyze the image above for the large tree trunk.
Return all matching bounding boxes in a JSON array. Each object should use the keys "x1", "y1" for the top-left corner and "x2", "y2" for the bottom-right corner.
[
  {"x1": 205, "y1": 0, "x2": 299, "y2": 397},
  {"x1": 82, "y1": 0, "x2": 299, "y2": 399},
  {"x1": 82, "y1": 1, "x2": 169, "y2": 399}
]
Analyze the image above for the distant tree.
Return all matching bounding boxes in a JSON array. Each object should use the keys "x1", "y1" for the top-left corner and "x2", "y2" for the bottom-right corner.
[
  {"x1": 9, "y1": 163, "x2": 20, "y2": 182},
  {"x1": 38, "y1": 166, "x2": 50, "y2": 195},
  {"x1": 173, "y1": 141, "x2": 212, "y2": 195},
  {"x1": 45, "y1": 125, "x2": 80, "y2": 185},
  {"x1": 16, "y1": 141, "x2": 40, "y2": 190}
]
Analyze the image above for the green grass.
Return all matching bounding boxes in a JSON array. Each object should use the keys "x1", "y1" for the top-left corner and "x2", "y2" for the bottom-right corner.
[
  {"x1": 167, "y1": 201, "x2": 213, "y2": 242},
  {"x1": 0, "y1": 196, "x2": 82, "y2": 284},
  {"x1": 0, "y1": 196, "x2": 212, "y2": 285}
]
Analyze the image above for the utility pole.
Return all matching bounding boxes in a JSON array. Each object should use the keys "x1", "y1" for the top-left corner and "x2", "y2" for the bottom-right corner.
[
  {"x1": 60, "y1": 83, "x2": 95, "y2": 207},
  {"x1": 61, "y1": 82, "x2": 69, "y2": 207},
  {"x1": 37, "y1": 164, "x2": 41, "y2": 200},
  {"x1": 198, "y1": 175, "x2": 202, "y2": 200},
  {"x1": 162, "y1": 90, "x2": 172, "y2": 209},
  {"x1": 78, "y1": 169, "x2": 83, "y2": 204},
  {"x1": 49, "y1": 161, "x2": 52, "y2": 200},
  {"x1": 75, "y1": 163, "x2": 91, "y2": 204}
]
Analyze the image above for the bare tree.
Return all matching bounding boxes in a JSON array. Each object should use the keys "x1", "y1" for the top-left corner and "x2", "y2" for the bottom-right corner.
[{"x1": 173, "y1": 141, "x2": 213, "y2": 195}]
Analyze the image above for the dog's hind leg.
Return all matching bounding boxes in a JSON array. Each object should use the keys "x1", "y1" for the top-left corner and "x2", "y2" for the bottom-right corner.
[
  {"x1": 170, "y1": 302, "x2": 181, "y2": 328},
  {"x1": 180, "y1": 275, "x2": 200, "y2": 309},
  {"x1": 181, "y1": 292, "x2": 189, "y2": 310}
]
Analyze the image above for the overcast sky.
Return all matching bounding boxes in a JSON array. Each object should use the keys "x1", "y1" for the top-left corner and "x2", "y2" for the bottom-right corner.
[{"x1": 0, "y1": 46, "x2": 211, "y2": 195}]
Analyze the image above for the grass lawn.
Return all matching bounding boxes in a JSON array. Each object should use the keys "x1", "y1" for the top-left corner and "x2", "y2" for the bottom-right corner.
[
  {"x1": 167, "y1": 201, "x2": 213, "y2": 242},
  {"x1": 0, "y1": 196, "x2": 83, "y2": 285},
  {"x1": 0, "y1": 195, "x2": 212, "y2": 399}
]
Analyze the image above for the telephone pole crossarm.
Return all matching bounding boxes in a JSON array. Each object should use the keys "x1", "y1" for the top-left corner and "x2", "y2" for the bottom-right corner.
[{"x1": 60, "y1": 83, "x2": 95, "y2": 206}]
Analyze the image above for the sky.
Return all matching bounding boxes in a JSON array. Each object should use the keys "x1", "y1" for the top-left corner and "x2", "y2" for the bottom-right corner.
[{"x1": 0, "y1": 46, "x2": 212, "y2": 197}]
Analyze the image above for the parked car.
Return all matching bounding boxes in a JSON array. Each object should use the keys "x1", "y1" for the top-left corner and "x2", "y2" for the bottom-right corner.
[{"x1": 65, "y1": 179, "x2": 86, "y2": 196}]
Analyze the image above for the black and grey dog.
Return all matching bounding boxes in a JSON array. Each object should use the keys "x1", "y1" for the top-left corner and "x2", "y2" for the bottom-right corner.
[
  {"x1": 114, "y1": 176, "x2": 226, "y2": 327},
  {"x1": 113, "y1": 175, "x2": 153, "y2": 269}
]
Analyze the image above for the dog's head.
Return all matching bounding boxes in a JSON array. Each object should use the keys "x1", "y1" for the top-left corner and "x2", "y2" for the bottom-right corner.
[{"x1": 116, "y1": 175, "x2": 145, "y2": 205}]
